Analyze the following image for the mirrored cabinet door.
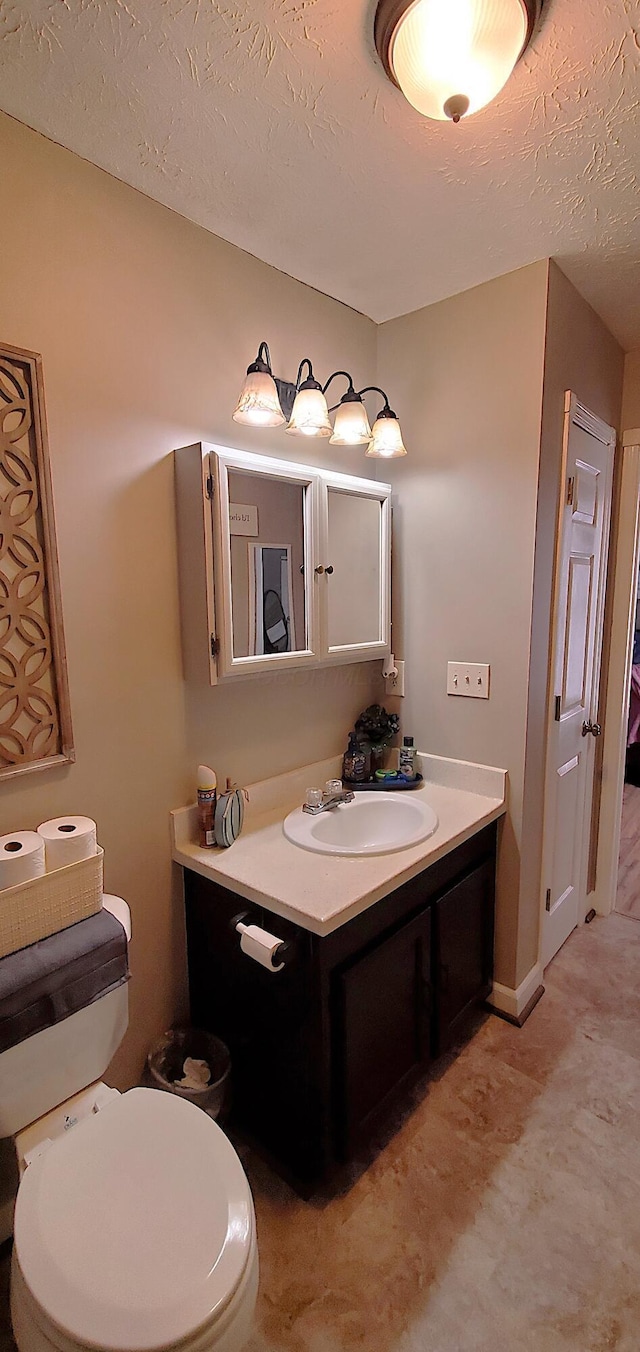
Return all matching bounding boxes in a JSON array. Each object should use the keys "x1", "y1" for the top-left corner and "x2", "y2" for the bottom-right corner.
[
  {"x1": 214, "y1": 454, "x2": 320, "y2": 678},
  {"x1": 226, "y1": 470, "x2": 309, "y2": 661},
  {"x1": 322, "y1": 476, "x2": 391, "y2": 662}
]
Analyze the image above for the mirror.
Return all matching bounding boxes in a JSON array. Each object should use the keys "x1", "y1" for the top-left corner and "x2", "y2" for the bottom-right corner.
[
  {"x1": 227, "y1": 470, "x2": 307, "y2": 659},
  {"x1": 327, "y1": 489, "x2": 382, "y2": 649}
]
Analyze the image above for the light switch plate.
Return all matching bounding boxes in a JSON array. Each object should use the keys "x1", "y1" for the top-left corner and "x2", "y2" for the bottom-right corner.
[{"x1": 447, "y1": 662, "x2": 490, "y2": 699}]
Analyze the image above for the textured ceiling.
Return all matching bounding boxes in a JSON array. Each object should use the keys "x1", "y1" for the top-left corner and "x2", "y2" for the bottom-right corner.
[{"x1": 0, "y1": 0, "x2": 639, "y2": 347}]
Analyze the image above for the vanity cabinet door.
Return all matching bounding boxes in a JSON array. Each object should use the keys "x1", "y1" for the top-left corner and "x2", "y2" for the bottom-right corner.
[
  {"x1": 433, "y1": 860, "x2": 495, "y2": 1054},
  {"x1": 333, "y1": 909, "x2": 432, "y2": 1159}
]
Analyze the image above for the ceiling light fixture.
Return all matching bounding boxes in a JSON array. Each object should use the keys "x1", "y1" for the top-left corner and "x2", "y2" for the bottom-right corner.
[
  {"x1": 374, "y1": 0, "x2": 545, "y2": 122},
  {"x1": 232, "y1": 346, "x2": 408, "y2": 456}
]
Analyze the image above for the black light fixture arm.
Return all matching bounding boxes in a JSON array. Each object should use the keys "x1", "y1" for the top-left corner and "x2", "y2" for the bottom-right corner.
[
  {"x1": 357, "y1": 385, "x2": 396, "y2": 416},
  {"x1": 295, "y1": 358, "x2": 323, "y2": 392},
  {"x1": 322, "y1": 370, "x2": 356, "y2": 399},
  {"x1": 248, "y1": 341, "x2": 273, "y2": 375}
]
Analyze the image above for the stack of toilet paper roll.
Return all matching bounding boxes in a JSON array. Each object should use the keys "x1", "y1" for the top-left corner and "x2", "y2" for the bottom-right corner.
[{"x1": 0, "y1": 817, "x2": 98, "y2": 890}]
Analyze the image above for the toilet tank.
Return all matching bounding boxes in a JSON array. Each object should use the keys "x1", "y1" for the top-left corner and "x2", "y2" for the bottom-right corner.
[{"x1": 0, "y1": 897, "x2": 130, "y2": 1139}]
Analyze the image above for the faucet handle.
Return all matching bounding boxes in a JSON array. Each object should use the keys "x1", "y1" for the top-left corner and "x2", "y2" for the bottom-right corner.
[
  {"x1": 324, "y1": 780, "x2": 343, "y2": 796},
  {"x1": 305, "y1": 788, "x2": 323, "y2": 808}
]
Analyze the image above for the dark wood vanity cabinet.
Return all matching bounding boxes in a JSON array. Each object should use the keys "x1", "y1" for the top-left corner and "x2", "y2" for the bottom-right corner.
[{"x1": 183, "y1": 821, "x2": 497, "y2": 1194}]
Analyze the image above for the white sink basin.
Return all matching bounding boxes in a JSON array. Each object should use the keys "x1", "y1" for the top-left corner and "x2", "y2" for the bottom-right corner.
[{"x1": 283, "y1": 791, "x2": 438, "y2": 856}]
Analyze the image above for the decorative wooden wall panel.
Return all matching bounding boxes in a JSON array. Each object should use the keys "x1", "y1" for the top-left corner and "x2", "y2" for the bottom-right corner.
[{"x1": 0, "y1": 342, "x2": 74, "y2": 780}]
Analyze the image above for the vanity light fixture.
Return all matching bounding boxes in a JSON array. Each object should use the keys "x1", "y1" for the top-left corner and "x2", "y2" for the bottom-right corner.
[
  {"x1": 364, "y1": 392, "x2": 408, "y2": 459},
  {"x1": 232, "y1": 342, "x2": 286, "y2": 427},
  {"x1": 232, "y1": 345, "x2": 408, "y2": 455},
  {"x1": 324, "y1": 373, "x2": 372, "y2": 447},
  {"x1": 286, "y1": 360, "x2": 332, "y2": 438},
  {"x1": 374, "y1": 0, "x2": 545, "y2": 122}
]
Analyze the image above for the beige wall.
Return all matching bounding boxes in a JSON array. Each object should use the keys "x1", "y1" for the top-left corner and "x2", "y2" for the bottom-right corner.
[
  {"x1": 622, "y1": 349, "x2": 640, "y2": 431},
  {"x1": 378, "y1": 261, "x2": 624, "y2": 991},
  {"x1": 519, "y1": 263, "x2": 624, "y2": 984},
  {"x1": 377, "y1": 263, "x2": 550, "y2": 989},
  {"x1": 0, "y1": 112, "x2": 380, "y2": 1086}
]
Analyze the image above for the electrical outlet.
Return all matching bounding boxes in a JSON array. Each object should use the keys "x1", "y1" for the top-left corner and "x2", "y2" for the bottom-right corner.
[
  {"x1": 447, "y1": 662, "x2": 490, "y2": 699},
  {"x1": 385, "y1": 660, "x2": 405, "y2": 697}
]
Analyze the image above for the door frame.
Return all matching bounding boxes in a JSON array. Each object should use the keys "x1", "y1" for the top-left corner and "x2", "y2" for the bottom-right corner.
[
  {"x1": 248, "y1": 542, "x2": 297, "y2": 656},
  {"x1": 538, "y1": 393, "x2": 616, "y2": 968},
  {"x1": 590, "y1": 428, "x2": 640, "y2": 916}
]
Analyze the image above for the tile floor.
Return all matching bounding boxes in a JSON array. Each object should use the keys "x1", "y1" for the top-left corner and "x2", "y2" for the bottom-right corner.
[{"x1": 3, "y1": 912, "x2": 640, "y2": 1352}]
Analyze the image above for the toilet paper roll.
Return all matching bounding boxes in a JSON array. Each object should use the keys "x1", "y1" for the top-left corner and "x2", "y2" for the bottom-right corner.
[
  {"x1": 0, "y1": 832, "x2": 46, "y2": 890},
  {"x1": 37, "y1": 816, "x2": 98, "y2": 870},
  {"x1": 237, "y1": 922, "x2": 285, "y2": 972}
]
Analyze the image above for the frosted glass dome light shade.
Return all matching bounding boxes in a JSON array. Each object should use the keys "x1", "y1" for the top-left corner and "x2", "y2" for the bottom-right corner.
[
  {"x1": 233, "y1": 353, "x2": 285, "y2": 427},
  {"x1": 287, "y1": 385, "x2": 332, "y2": 437},
  {"x1": 329, "y1": 394, "x2": 372, "y2": 446},
  {"x1": 366, "y1": 410, "x2": 407, "y2": 458},
  {"x1": 375, "y1": 0, "x2": 542, "y2": 121}
]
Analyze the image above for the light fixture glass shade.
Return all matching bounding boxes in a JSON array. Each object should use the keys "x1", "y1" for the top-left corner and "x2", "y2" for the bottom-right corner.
[
  {"x1": 388, "y1": 0, "x2": 528, "y2": 120},
  {"x1": 329, "y1": 398, "x2": 372, "y2": 446},
  {"x1": 366, "y1": 413, "x2": 407, "y2": 458},
  {"x1": 233, "y1": 369, "x2": 285, "y2": 427},
  {"x1": 287, "y1": 386, "x2": 332, "y2": 437}
]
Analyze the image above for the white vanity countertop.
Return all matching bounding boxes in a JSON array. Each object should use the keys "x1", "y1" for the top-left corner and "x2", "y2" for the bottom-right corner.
[{"x1": 171, "y1": 753, "x2": 507, "y2": 937}]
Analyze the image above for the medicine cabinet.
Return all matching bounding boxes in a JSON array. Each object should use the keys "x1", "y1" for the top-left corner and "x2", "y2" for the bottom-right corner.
[{"x1": 174, "y1": 442, "x2": 391, "y2": 683}]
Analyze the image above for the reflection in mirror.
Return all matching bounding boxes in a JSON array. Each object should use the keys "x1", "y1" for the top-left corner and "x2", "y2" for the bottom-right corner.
[
  {"x1": 228, "y1": 470, "x2": 307, "y2": 659},
  {"x1": 327, "y1": 490, "x2": 382, "y2": 648}
]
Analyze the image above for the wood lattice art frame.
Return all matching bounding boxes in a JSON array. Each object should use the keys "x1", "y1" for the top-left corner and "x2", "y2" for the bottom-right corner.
[{"x1": 0, "y1": 342, "x2": 74, "y2": 780}]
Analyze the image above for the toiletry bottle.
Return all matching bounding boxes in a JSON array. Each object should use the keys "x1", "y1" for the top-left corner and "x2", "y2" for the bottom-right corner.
[
  {"x1": 342, "y1": 733, "x2": 367, "y2": 783},
  {"x1": 399, "y1": 736, "x2": 417, "y2": 780},
  {"x1": 197, "y1": 765, "x2": 217, "y2": 847}
]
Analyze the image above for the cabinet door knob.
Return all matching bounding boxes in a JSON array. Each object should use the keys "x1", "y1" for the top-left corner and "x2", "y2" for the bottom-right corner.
[
  {"x1": 582, "y1": 720, "x2": 602, "y2": 738},
  {"x1": 314, "y1": 565, "x2": 325, "y2": 575},
  {"x1": 325, "y1": 565, "x2": 334, "y2": 575}
]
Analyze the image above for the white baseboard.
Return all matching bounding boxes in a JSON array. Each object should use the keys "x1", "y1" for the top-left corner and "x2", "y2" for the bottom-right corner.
[{"x1": 488, "y1": 962, "x2": 544, "y2": 1021}]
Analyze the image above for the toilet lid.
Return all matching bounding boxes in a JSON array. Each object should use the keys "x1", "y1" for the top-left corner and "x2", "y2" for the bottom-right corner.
[{"x1": 14, "y1": 1088, "x2": 254, "y2": 1351}]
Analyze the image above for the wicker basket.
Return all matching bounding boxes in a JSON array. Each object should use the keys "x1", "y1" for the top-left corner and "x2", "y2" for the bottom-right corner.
[{"x1": 0, "y1": 847, "x2": 104, "y2": 959}]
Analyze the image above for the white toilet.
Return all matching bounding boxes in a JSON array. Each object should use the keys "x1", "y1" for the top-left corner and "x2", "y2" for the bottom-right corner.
[{"x1": 0, "y1": 897, "x2": 258, "y2": 1352}]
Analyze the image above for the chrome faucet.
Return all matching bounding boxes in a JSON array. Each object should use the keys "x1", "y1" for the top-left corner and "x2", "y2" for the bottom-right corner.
[{"x1": 302, "y1": 787, "x2": 355, "y2": 815}]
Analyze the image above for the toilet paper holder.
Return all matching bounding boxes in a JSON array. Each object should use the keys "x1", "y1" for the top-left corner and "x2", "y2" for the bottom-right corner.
[{"x1": 231, "y1": 913, "x2": 292, "y2": 972}]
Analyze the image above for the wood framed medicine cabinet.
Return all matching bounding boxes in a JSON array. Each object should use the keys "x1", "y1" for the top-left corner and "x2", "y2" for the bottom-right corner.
[{"x1": 174, "y1": 443, "x2": 391, "y2": 683}]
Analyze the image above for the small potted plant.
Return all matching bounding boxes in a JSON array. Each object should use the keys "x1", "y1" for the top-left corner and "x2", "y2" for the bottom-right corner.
[{"x1": 355, "y1": 704, "x2": 400, "y2": 778}]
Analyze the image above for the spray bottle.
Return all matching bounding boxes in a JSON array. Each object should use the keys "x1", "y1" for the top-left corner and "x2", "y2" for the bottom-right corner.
[{"x1": 197, "y1": 765, "x2": 217, "y2": 848}]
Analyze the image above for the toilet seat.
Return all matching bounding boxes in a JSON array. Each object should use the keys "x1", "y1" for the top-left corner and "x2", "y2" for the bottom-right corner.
[{"x1": 13, "y1": 1088, "x2": 256, "y2": 1352}]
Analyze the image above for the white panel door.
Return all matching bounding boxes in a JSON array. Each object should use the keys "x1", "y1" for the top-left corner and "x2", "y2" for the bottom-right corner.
[{"x1": 541, "y1": 395, "x2": 615, "y2": 968}]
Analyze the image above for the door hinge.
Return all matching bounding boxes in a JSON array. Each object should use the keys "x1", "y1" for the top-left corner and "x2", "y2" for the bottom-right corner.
[
  {"x1": 206, "y1": 475, "x2": 214, "y2": 499},
  {"x1": 567, "y1": 475, "x2": 575, "y2": 507},
  {"x1": 545, "y1": 888, "x2": 551, "y2": 913},
  {"x1": 554, "y1": 695, "x2": 561, "y2": 721},
  {"x1": 210, "y1": 633, "x2": 219, "y2": 658}
]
